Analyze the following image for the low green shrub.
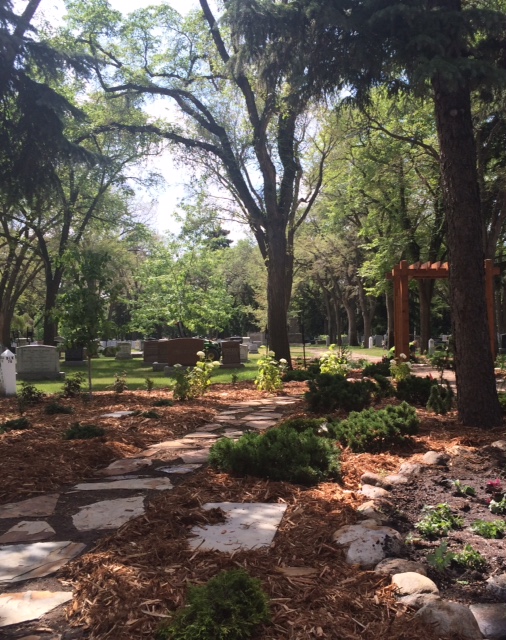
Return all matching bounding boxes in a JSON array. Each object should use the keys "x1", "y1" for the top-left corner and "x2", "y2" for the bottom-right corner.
[
  {"x1": 109, "y1": 372, "x2": 128, "y2": 394},
  {"x1": 18, "y1": 382, "x2": 45, "y2": 405},
  {"x1": 453, "y1": 544, "x2": 486, "y2": 570},
  {"x1": 305, "y1": 374, "x2": 372, "y2": 413},
  {"x1": 141, "y1": 410, "x2": 161, "y2": 419},
  {"x1": 63, "y1": 423, "x2": 105, "y2": 440},
  {"x1": 499, "y1": 393, "x2": 506, "y2": 414},
  {"x1": 363, "y1": 361, "x2": 391, "y2": 378},
  {"x1": 157, "y1": 569, "x2": 270, "y2": 640},
  {"x1": 45, "y1": 401, "x2": 74, "y2": 415},
  {"x1": 102, "y1": 346, "x2": 119, "y2": 357},
  {"x1": 470, "y1": 519, "x2": 506, "y2": 539},
  {"x1": 282, "y1": 369, "x2": 314, "y2": 382},
  {"x1": 0, "y1": 417, "x2": 31, "y2": 433},
  {"x1": 329, "y1": 402, "x2": 419, "y2": 452},
  {"x1": 280, "y1": 417, "x2": 328, "y2": 435},
  {"x1": 415, "y1": 503, "x2": 464, "y2": 538},
  {"x1": 153, "y1": 398, "x2": 174, "y2": 407},
  {"x1": 489, "y1": 496, "x2": 506, "y2": 515},
  {"x1": 319, "y1": 344, "x2": 350, "y2": 376},
  {"x1": 396, "y1": 376, "x2": 435, "y2": 406},
  {"x1": 144, "y1": 377, "x2": 155, "y2": 392},
  {"x1": 61, "y1": 372, "x2": 85, "y2": 398},
  {"x1": 426, "y1": 381, "x2": 454, "y2": 415},
  {"x1": 372, "y1": 374, "x2": 395, "y2": 398},
  {"x1": 209, "y1": 424, "x2": 341, "y2": 486}
]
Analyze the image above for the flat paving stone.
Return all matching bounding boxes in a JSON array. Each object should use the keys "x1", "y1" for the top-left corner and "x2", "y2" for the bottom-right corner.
[
  {"x1": 159, "y1": 464, "x2": 202, "y2": 475},
  {"x1": 470, "y1": 603, "x2": 506, "y2": 639},
  {"x1": 100, "y1": 411, "x2": 136, "y2": 418},
  {"x1": 97, "y1": 458, "x2": 152, "y2": 476},
  {"x1": 195, "y1": 423, "x2": 222, "y2": 432},
  {"x1": 0, "y1": 520, "x2": 55, "y2": 544},
  {"x1": 72, "y1": 496, "x2": 145, "y2": 531},
  {"x1": 0, "y1": 590, "x2": 72, "y2": 627},
  {"x1": 0, "y1": 541, "x2": 85, "y2": 584},
  {"x1": 181, "y1": 449, "x2": 211, "y2": 464},
  {"x1": 243, "y1": 413, "x2": 282, "y2": 421},
  {"x1": 72, "y1": 478, "x2": 173, "y2": 491},
  {"x1": 244, "y1": 420, "x2": 276, "y2": 430},
  {"x1": 189, "y1": 502, "x2": 287, "y2": 552},
  {"x1": 182, "y1": 432, "x2": 220, "y2": 440},
  {"x1": 0, "y1": 494, "x2": 59, "y2": 519}
]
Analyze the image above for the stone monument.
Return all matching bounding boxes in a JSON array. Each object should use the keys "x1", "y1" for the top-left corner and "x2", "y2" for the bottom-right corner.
[
  {"x1": 115, "y1": 342, "x2": 133, "y2": 360},
  {"x1": 0, "y1": 349, "x2": 16, "y2": 395},
  {"x1": 166, "y1": 338, "x2": 205, "y2": 367},
  {"x1": 143, "y1": 340, "x2": 159, "y2": 363},
  {"x1": 16, "y1": 345, "x2": 64, "y2": 380},
  {"x1": 221, "y1": 341, "x2": 243, "y2": 368}
]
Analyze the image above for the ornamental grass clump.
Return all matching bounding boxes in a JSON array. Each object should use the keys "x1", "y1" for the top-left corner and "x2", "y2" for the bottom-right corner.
[
  {"x1": 209, "y1": 424, "x2": 341, "y2": 486},
  {"x1": 305, "y1": 373, "x2": 372, "y2": 413},
  {"x1": 157, "y1": 569, "x2": 270, "y2": 640},
  {"x1": 329, "y1": 402, "x2": 419, "y2": 452}
]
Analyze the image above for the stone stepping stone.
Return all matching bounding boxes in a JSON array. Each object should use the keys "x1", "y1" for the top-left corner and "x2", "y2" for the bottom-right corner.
[
  {"x1": 243, "y1": 413, "x2": 282, "y2": 421},
  {"x1": 223, "y1": 430, "x2": 244, "y2": 438},
  {"x1": 159, "y1": 464, "x2": 202, "y2": 475},
  {"x1": 0, "y1": 494, "x2": 59, "y2": 519},
  {"x1": 72, "y1": 496, "x2": 145, "y2": 531},
  {"x1": 189, "y1": 502, "x2": 287, "y2": 552},
  {"x1": 100, "y1": 411, "x2": 136, "y2": 418},
  {"x1": 182, "y1": 432, "x2": 220, "y2": 440},
  {"x1": 215, "y1": 416, "x2": 240, "y2": 422},
  {"x1": 72, "y1": 478, "x2": 173, "y2": 491},
  {"x1": 470, "y1": 603, "x2": 506, "y2": 640},
  {"x1": 195, "y1": 423, "x2": 222, "y2": 432},
  {"x1": 0, "y1": 590, "x2": 73, "y2": 627},
  {"x1": 244, "y1": 420, "x2": 276, "y2": 430},
  {"x1": 181, "y1": 449, "x2": 211, "y2": 464},
  {"x1": 0, "y1": 521, "x2": 55, "y2": 544},
  {"x1": 97, "y1": 458, "x2": 152, "y2": 476},
  {"x1": 332, "y1": 520, "x2": 403, "y2": 568},
  {"x1": 0, "y1": 541, "x2": 85, "y2": 584}
]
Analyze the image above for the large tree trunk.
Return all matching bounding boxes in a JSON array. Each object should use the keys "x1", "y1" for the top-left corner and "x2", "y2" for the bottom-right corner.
[
  {"x1": 266, "y1": 227, "x2": 291, "y2": 362},
  {"x1": 343, "y1": 299, "x2": 358, "y2": 346},
  {"x1": 432, "y1": 74, "x2": 501, "y2": 427},
  {"x1": 386, "y1": 290, "x2": 394, "y2": 349},
  {"x1": 418, "y1": 280, "x2": 434, "y2": 354},
  {"x1": 43, "y1": 269, "x2": 63, "y2": 346},
  {"x1": 0, "y1": 309, "x2": 12, "y2": 348},
  {"x1": 357, "y1": 279, "x2": 376, "y2": 346}
]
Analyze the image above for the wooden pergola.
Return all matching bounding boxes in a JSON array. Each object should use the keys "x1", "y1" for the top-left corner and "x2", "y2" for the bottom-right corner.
[{"x1": 387, "y1": 259, "x2": 499, "y2": 359}]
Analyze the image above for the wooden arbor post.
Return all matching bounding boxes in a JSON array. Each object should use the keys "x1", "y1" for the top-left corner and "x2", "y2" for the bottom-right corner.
[{"x1": 390, "y1": 259, "x2": 499, "y2": 360}]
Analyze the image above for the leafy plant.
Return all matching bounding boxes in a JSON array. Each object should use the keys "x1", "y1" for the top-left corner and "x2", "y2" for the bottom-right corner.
[
  {"x1": 426, "y1": 381, "x2": 454, "y2": 415},
  {"x1": 319, "y1": 343, "x2": 350, "y2": 376},
  {"x1": 171, "y1": 354, "x2": 220, "y2": 401},
  {"x1": 254, "y1": 352, "x2": 287, "y2": 392},
  {"x1": 305, "y1": 373, "x2": 372, "y2": 413},
  {"x1": 453, "y1": 544, "x2": 486, "y2": 571},
  {"x1": 427, "y1": 541, "x2": 454, "y2": 572},
  {"x1": 362, "y1": 361, "x2": 391, "y2": 378},
  {"x1": 389, "y1": 354, "x2": 411, "y2": 381},
  {"x1": 470, "y1": 519, "x2": 506, "y2": 539},
  {"x1": 109, "y1": 371, "x2": 128, "y2": 394},
  {"x1": 428, "y1": 347, "x2": 454, "y2": 381},
  {"x1": 415, "y1": 503, "x2": 464, "y2": 538},
  {"x1": 45, "y1": 401, "x2": 74, "y2": 415},
  {"x1": 231, "y1": 372, "x2": 239, "y2": 384},
  {"x1": 61, "y1": 372, "x2": 85, "y2": 398},
  {"x1": 396, "y1": 376, "x2": 435, "y2": 405},
  {"x1": 498, "y1": 393, "x2": 506, "y2": 414},
  {"x1": 209, "y1": 424, "x2": 341, "y2": 486},
  {"x1": 329, "y1": 402, "x2": 419, "y2": 452},
  {"x1": 489, "y1": 496, "x2": 506, "y2": 515},
  {"x1": 453, "y1": 480, "x2": 476, "y2": 497},
  {"x1": 153, "y1": 398, "x2": 174, "y2": 407},
  {"x1": 63, "y1": 423, "x2": 105, "y2": 440},
  {"x1": 141, "y1": 410, "x2": 161, "y2": 419},
  {"x1": 144, "y1": 377, "x2": 155, "y2": 393},
  {"x1": 0, "y1": 417, "x2": 31, "y2": 433},
  {"x1": 486, "y1": 479, "x2": 502, "y2": 493},
  {"x1": 282, "y1": 369, "x2": 314, "y2": 382},
  {"x1": 157, "y1": 569, "x2": 270, "y2": 640},
  {"x1": 18, "y1": 382, "x2": 45, "y2": 406},
  {"x1": 102, "y1": 346, "x2": 119, "y2": 357}
]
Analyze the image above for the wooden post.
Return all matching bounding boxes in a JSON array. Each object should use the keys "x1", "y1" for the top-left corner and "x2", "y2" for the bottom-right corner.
[
  {"x1": 485, "y1": 259, "x2": 497, "y2": 360},
  {"x1": 399, "y1": 260, "x2": 410, "y2": 359}
]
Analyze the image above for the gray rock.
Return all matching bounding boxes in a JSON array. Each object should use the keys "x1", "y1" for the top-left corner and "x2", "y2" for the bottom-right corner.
[
  {"x1": 375, "y1": 558, "x2": 427, "y2": 576},
  {"x1": 398, "y1": 462, "x2": 422, "y2": 477},
  {"x1": 360, "y1": 484, "x2": 390, "y2": 499},
  {"x1": 392, "y1": 572, "x2": 439, "y2": 596},
  {"x1": 360, "y1": 472, "x2": 392, "y2": 489},
  {"x1": 398, "y1": 593, "x2": 440, "y2": 609},
  {"x1": 357, "y1": 501, "x2": 389, "y2": 524},
  {"x1": 333, "y1": 520, "x2": 403, "y2": 569},
  {"x1": 487, "y1": 575, "x2": 506, "y2": 600},
  {"x1": 383, "y1": 474, "x2": 409, "y2": 486},
  {"x1": 416, "y1": 601, "x2": 482, "y2": 640},
  {"x1": 422, "y1": 451, "x2": 449, "y2": 466},
  {"x1": 490, "y1": 441, "x2": 506, "y2": 454},
  {"x1": 470, "y1": 603, "x2": 506, "y2": 639}
]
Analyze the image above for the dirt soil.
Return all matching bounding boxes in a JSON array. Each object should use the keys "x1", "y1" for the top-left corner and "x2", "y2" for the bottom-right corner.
[{"x1": 1, "y1": 381, "x2": 506, "y2": 639}]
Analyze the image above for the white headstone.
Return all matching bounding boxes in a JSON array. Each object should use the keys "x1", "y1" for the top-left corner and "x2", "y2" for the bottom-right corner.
[
  {"x1": 368, "y1": 336, "x2": 374, "y2": 349},
  {"x1": 428, "y1": 338, "x2": 435, "y2": 355},
  {"x1": 0, "y1": 350, "x2": 16, "y2": 396},
  {"x1": 16, "y1": 345, "x2": 63, "y2": 381},
  {"x1": 239, "y1": 344, "x2": 249, "y2": 362}
]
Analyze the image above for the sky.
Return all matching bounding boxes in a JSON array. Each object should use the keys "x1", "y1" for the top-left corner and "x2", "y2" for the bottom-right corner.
[{"x1": 28, "y1": 0, "x2": 246, "y2": 240}]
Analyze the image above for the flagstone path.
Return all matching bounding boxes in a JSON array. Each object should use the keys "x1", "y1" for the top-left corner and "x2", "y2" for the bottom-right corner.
[{"x1": 0, "y1": 396, "x2": 300, "y2": 638}]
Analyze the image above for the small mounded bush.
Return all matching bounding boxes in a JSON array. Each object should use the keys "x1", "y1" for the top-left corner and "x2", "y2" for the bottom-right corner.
[
  {"x1": 141, "y1": 410, "x2": 161, "y2": 419},
  {"x1": 63, "y1": 423, "x2": 105, "y2": 440},
  {"x1": 209, "y1": 424, "x2": 341, "y2": 486},
  {"x1": 363, "y1": 361, "x2": 391, "y2": 378},
  {"x1": 396, "y1": 376, "x2": 435, "y2": 406},
  {"x1": 109, "y1": 372, "x2": 128, "y2": 394},
  {"x1": 45, "y1": 401, "x2": 74, "y2": 415},
  {"x1": 372, "y1": 374, "x2": 395, "y2": 398},
  {"x1": 280, "y1": 417, "x2": 328, "y2": 435},
  {"x1": 153, "y1": 398, "x2": 174, "y2": 407},
  {"x1": 329, "y1": 402, "x2": 419, "y2": 452},
  {"x1": 0, "y1": 417, "x2": 31, "y2": 433},
  {"x1": 305, "y1": 373, "x2": 372, "y2": 413},
  {"x1": 282, "y1": 369, "x2": 314, "y2": 382},
  {"x1": 426, "y1": 381, "x2": 454, "y2": 415},
  {"x1": 102, "y1": 346, "x2": 119, "y2": 357},
  {"x1": 61, "y1": 372, "x2": 85, "y2": 398},
  {"x1": 18, "y1": 382, "x2": 45, "y2": 405},
  {"x1": 157, "y1": 569, "x2": 270, "y2": 640}
]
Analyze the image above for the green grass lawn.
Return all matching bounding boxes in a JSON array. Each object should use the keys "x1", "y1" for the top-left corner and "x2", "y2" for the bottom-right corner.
[
  {"x1": 18, "y1": 355, "x2": 262, "y2": 394},
  {"x1": 289, "y1": 345, "x2": 386, "y2": 360}
]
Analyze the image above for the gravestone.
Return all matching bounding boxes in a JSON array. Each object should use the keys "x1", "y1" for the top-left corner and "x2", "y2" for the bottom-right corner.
[
  {"x1": 239, "y1": 344, "x2": 249, "y2": 362},
  {"x1": 221, "y1": 341, "x2": 243, "y2": 368},
  {"x1": 166, "y1": 338, "x2": 205, "y2": 366},
  {"x1": 115, "y1": 342, "x2": 132, "y2": 360},
  {"x1": 0, "y1": 350, "x2": 16, "y2": 396},
  {"x1": 368, "y1": 336, "x2": 374, "y2": 349},
  {"x1": 143, "y1": 340, "x2": 159, "y2": 363},
  {"x1": 64, "y1": 345, "x2": 85, "y2": 366},
  {"x1": 16, "y1": 345, "x2": 64, "y2": 380},
  {"x1": 428, "y1": 338, "x2": 435, "y2": 356},
  {"x1": 249, "y1": 341, "x2": 260, "y2": 354}
]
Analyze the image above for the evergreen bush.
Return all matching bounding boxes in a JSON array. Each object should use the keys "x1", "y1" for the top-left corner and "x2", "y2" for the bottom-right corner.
[
  {"x1": 63, "y1": 423, "x2": 105, "y2": 440},
  {"x1": 305, "y1": 373, "x2": 372, "y2": 413},
  {"x1": 45, "y1": 401, "x2": 74, "y2": 415},
  {"x1": 362, "y1": 361, "x2": 391, "y2": 378},
  {"x1": 396, "y1": 375, "x2": 435, "y2": 405},
  {"x1": 157, "y1": 569, "x2": 270, "y2": 640},
  {"x1": 426, "y1": 381, "x2": 454, "y2": 415},
  {"x1": 329, "y1": 402, "x2": 419, "y2": 452},
  {"x1": 0, "y1": 417, "x2": 31, "y2": 433},
  {"x1": 209, "y1": 424, "x2": 341, "y2": 486}
]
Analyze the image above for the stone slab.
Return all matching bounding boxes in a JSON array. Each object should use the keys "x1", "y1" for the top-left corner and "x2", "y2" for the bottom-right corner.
[
  {"x1": 243, "y1": 413, "x2": 282, "y2": 420},
  {"x1": 72, "y1": 478, "x2": 173, "y2": 491},
  {"x1": 97, "y1": 458, "x2": 152, "y2": 476},
  {"x1": 0, "y1": 494, "x2": 59, "y2": 519},
  {"x1": 72, "y1": 496, "x2": 145, "y2": 531},
  {"x1": 195, "y1": 423, "x2": 223, "y2": 432},
  {"x1": 418, "y1": 602, "x2": 482, "y2": 640},
  {"x1": 181, "y1": 449, "x2": 211, "y2": 464},
  {"x1": 100, "y1": 411, "x2": 136, "y2": 418},
  {"x1": 0, "y1": 520, "x2": 55, "y2": 543},
  {"x1": 0, "y1": 590, "x2": 73, "y2": 627},
  {"x1": 470, "y1": 603, "x2": 506, "y2": 639},
  {"x1": 189, "y1": 502, "x2": 287, "y2": 552},
  {"x1": 0, "y1": 542, "x2": 85, "y2": 584},
  {"x1": 182, "y1": 432, "x2": 220, "y2": 440},
  {"x1": 244, "y1": 420, "x2": 276, "y2": 430},
  {"x1": 159, "y1": 464, "x2": 203, "y2": 475}
]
